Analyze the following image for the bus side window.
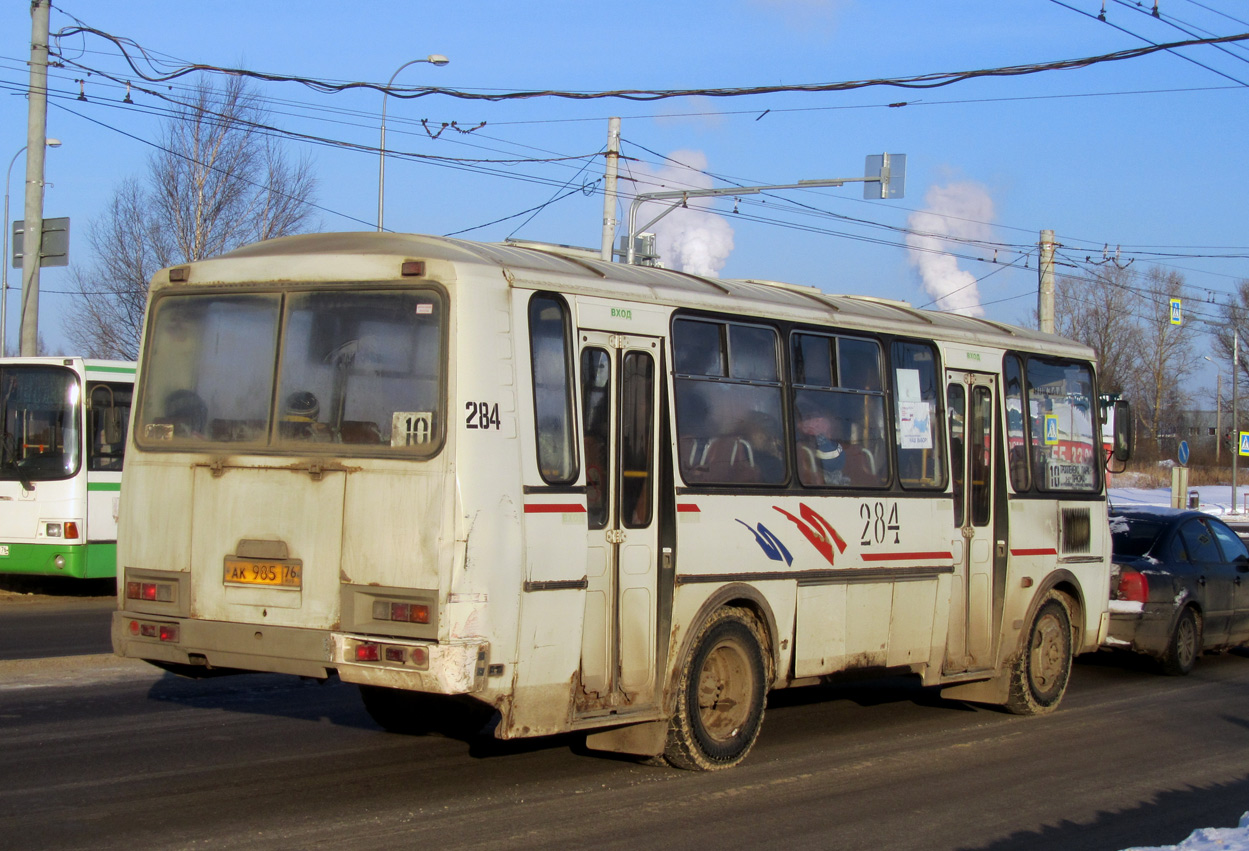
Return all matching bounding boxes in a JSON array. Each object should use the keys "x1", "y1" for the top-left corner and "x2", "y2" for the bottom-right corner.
[
  {"x1": 1004, "y1": 355, "x2": 1030, "y2": 492},
  {"x1": 88, "y1": 382, "x2": 132, "y2": 472},
  {"x1": 891, "y1": 341, "x2": 946, "y2": 490},
  {"x1": 528, "y1": 294, "x2": 578, "y2": 484},
  {"x1": 673, "y1": 318, "x2": 784, "y2": 486}
]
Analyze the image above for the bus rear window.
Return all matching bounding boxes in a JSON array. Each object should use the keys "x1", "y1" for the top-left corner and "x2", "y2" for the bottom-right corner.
[{"x1": 137, "y1": 289, "x2": 446, "y2": 454}]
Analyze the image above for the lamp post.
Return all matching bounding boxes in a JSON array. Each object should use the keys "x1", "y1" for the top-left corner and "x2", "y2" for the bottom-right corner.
[
  {"x1": 3, "y1": 137, "x2": 60, "y2": 358},
  {"x1": 377, "y1": 55, "x2": 449, "y2": 233}
]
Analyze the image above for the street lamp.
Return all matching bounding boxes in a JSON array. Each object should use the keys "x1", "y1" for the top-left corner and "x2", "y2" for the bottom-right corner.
[
  {"x1": 377, "y1": 55, "x2": 449, "y2": 233},
  {"x1": 3, "y1": 137, "x2": 60, "y2": 358}
]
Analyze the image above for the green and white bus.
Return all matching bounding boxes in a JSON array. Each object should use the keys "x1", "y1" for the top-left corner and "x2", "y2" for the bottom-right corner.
[{"x1": 0, "y1": 357, "x2": 134, "y2": 579}]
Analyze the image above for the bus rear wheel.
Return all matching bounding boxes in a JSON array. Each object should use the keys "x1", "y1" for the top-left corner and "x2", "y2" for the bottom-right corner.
[
  {"x1": 664, "y1": 607, "x2": 768, "y2": 771},
  {"x1": 1005, "y1": 591, "x2": 1073, "y2": 716}
]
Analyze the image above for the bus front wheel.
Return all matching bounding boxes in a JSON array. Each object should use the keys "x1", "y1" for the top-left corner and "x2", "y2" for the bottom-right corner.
[
  {"x1": 664, "y1": 606, "x2": 768, "y2": 771},
  {"x1": 1005, "y1": 591, "x2": 1073, "y2": 716}
]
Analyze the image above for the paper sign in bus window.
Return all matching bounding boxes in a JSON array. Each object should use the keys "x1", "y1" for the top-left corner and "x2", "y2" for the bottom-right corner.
[
  {"x1": 392, "y1": 412, "x2": 433, "y2": 447},
  {"x1": 895, "y1": 369, "x2": 932, "y2": 449}
]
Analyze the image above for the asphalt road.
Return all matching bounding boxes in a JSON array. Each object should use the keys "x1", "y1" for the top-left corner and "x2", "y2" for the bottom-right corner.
[{"x1": 1, "y1": 603, "x2": 1247, "y2": 851}]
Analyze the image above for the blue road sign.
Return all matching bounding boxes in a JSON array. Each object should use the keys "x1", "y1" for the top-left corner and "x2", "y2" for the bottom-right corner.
[
  {"x1": 1240, "y1": 432, "x2": 1249, "y2": 457},
  {"x1": 1179, "y1": 440, "x2": 1189, "y2": 466}
]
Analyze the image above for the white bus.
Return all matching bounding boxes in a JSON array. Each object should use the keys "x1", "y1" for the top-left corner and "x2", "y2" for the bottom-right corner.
[
  {"x1": 0, "y1": 356, "x2": 134, "y2": 579},
  {"x1": 112, "y1": 233, "x2": 1130, "y2": 770}
]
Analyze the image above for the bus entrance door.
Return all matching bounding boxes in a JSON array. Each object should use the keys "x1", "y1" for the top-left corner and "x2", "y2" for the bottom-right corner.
[
  {"x1": 944, "y1": 370, "x2": 998, "y2": 674},
  {"x1": 576, "y1": 332, "x2": 662, "y2": 713}
]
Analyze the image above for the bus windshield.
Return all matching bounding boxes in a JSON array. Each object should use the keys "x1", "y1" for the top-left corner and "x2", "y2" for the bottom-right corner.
[
  {"x1": 136, "y1": 289, "x2": 446, "y2": 454},
  {"x1": 0, "y1": 365, "x2": 81, "y2": 482}
]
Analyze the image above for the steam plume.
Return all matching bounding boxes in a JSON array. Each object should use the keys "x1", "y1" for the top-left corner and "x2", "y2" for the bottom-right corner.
[
  {"x1": 905, "y1": 182, "x2": 994, "y2": 317},
  {"x1": 633, "y1": 149, "x2": 734, "y2": 277}
]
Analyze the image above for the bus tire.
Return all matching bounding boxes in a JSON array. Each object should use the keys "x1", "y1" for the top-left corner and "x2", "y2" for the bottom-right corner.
[
  {"x1": 664, "y1": 606, "x2": 768, "y2": 771},
  {"x1": 1161, "y1": 607, "x2": 1201, "y2": 676},
  {"x1": 1005, "y1": 591, "x2": 1073, "y2": 716}
]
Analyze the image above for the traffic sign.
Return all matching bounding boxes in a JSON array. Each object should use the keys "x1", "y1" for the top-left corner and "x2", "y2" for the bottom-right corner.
[
  {"x1": 1179, "y1": 440, "x2": 1190, "y2": 466},
  {"x1": 1170, "y1": 298, "x2": 1182, "y2": 326},
  {"x1": 1239, "y1": 432, "x2": 1249, "y2": 457},
  {"x1": 1044, "y1": 414, "x2": 1059, "y2": 445}
]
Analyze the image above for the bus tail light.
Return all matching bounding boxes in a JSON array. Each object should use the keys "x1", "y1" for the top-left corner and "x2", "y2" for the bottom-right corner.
[
  {"x1": 127, "y1": 620, "x2": 179, "y2": 642},
  {"x1": 1115, "y1": 568, "x2": 1149, "y2": 604},
  {"x1": 372, "y1": 600, "x2": 431, "y2": 624},
  {"x1": 44, "y1": 521, "x2": 80, "y2": 538},
  {"x1": 352, "y1": 641, "x2": 429, "y2": 670},
  {"x1": 126, "y1": 581, "x2": 175, "y2": 603}
]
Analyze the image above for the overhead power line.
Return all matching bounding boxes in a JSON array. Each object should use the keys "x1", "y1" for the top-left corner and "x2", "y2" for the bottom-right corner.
[{"x1": 51, "y1": 22, "x2": 1249, "y2": 101}]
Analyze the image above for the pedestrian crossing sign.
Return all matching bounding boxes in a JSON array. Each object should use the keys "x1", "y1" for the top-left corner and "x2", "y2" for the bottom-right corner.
[
  {"x1": 1240, "y1": 432, "x2": 1249, "y2": 457},
  {"x1": 1044, "y1": 415, "x2": 1059, "y2": 445}
]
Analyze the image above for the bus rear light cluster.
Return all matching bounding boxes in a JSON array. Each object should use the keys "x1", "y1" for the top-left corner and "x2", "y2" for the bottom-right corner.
[
  {"x1": 352, "y1": 640, "x2": 429, "y2": 669},
  {"x1": 44, "y1": 521, "x2": 79, "y2": 539},
  {"x1": 126, "y1": 581, "x2": 175, "y2": 602},
  {"x1": 372, "y1": 600, "x2": 430, "y2": 624},
  {"x1": 127, "y1": 620, "x2": 179, "y2": 642}
]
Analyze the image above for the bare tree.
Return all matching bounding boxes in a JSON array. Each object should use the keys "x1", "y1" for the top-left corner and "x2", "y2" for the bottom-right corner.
[
  {"x1": 65, "y1": 76, "x2": 316, "y2": 360},
  {"x1": 1052, "y1": 264, "x2": 1139, "y2": 394},
  {"x1": 1125, "y1": 266, "x2": 1200, "y2": 449},
  {"x1": 1213, "y1": 278, "x2": 1249, "y2": 385}
]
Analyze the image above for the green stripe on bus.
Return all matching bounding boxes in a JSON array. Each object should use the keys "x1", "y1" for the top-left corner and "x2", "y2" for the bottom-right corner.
[
  {"x1": 87, "y1": 481, "x2": 122, "y2": 491},
  {"x1": 86, "y1": 366, "x2": 136, "y2": 374}
]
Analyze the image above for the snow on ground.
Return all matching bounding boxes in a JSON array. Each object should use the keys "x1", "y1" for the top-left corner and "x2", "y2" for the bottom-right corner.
[
  {"x1": 1108, "y1": 483, "x2": 1248, "y2": 849},
  {"x1": 1123, "y1": 813, "x2": 1249, "y2": 851},
  {"x1": 1110, "y1": 484, "x2": 1249, "y2": 515}
]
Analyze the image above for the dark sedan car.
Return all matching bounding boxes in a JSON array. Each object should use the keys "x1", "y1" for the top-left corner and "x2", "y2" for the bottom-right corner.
[{"x1": 1105, "y1": 506, "x2": 1249, "y2": 675}]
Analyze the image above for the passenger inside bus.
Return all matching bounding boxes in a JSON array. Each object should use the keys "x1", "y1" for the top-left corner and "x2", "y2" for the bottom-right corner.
[
  {"x1": 164, "y1": 389, "x2": 207, "y2": 439},
  {"x1": 280, "y1": 391, "x2": 331, "y2": 442}
]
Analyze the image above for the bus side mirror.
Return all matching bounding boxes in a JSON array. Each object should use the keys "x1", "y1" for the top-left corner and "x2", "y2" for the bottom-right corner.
[{"x1": 1112, "y1": 400, "x2": 1133, "y2": 463}]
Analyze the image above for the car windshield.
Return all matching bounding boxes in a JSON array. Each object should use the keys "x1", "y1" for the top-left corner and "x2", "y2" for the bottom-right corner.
[{"x1": 1110, "y1": 515, "x2": 1167, "y2": 558}]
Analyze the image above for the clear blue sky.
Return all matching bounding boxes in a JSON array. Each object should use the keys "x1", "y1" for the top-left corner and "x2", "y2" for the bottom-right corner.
[{"x1": 1, "y1": 0, "x2": 1246, "y2": 377}]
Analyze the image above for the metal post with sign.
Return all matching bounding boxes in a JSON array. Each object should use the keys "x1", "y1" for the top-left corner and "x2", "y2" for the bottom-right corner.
[{"x1": 1172, "y1": 439, "x2": 1190, "y2": 509}]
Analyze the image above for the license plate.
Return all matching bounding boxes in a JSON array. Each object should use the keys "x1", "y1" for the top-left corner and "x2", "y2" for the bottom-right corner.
[{"x1": 224, "y1": 559, "x2": 302, "y2": 588}]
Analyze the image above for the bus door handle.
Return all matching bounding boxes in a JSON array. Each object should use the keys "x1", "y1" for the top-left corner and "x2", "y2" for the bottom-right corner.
[{"x1": 996, "y1": 541, "x2": 1007, "y2": 558}]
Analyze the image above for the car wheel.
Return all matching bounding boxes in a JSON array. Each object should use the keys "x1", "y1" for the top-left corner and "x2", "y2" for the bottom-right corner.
[
  {"x1": 664, "y1": 606, "x2": 768, "y2": 771},
  {"x1": 1005, "y1": 591, "x2": 1073, "y2": 715},
  {"x1": 1161, "y1": 607, "x2": 1201, "y2": 676}
]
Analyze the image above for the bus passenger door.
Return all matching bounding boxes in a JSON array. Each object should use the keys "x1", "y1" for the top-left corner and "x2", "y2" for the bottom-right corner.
[
  {"x1": 577, "y1": 332, "x2": 662, "y2": 712},
  {"x1": 944, "y1": 371, "x2": 997, "y2": 673}
]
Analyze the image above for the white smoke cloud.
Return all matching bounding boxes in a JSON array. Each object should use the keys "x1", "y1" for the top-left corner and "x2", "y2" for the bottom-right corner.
[
  {"x1": 905, "y1": 182, "x2": 995, "y2": 317},
  {"x1": 632, "y1": 149, "x2": 734, "y2": 277}
]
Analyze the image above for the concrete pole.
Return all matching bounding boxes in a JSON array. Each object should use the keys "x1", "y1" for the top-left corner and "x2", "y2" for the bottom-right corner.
[
  {"x1": 1038, "y1": 229, "x2": 1056, "y2": 335},
  {"x1": 19, "y1": 0, "x2": 51, "y2": 356},
  {"x1": 1216, "y1": 371, "x2": 1222, "y2": 465},
  {"x1": 600, "y1": 117, "x2": 620, "y2": 261}
]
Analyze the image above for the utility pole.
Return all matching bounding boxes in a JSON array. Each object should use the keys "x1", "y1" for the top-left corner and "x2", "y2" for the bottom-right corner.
[
  {"x1": 1038, "y1": 229, "x2": 1056, "y2": 335},
  {"x1": 20, "y1": 0, "x2": 51, "y2": 356},
  {"x1": 600, "y1": 117, "x2": 620, "y2": 261},
  {"x1": 1234, "y1": 332, "x2": 1240, "y2": 513}
]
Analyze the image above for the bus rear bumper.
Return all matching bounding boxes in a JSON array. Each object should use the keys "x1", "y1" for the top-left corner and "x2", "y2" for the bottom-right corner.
[{"x1": 112, "y1": 611, "x2": 488, "y2": 694}]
